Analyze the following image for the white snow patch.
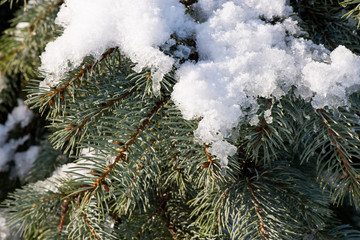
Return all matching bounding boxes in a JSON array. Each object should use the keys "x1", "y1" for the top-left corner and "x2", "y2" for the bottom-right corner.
[
  {"x1": 172, "y1": 0, "x2": 360, "y2": 165},
  {"x1": 12, "y1": 146, "x2": 40, "y2": 181},
  {"x1": 0, "y1": 136, "x2": 29, "y2": 172},
  {"x1": 5, "y1": 99, "x2": 34, "y2": 129},
  {"x1": 0, "y1": 212, "x2": 11, "y2": 240},
  {"x1": 303, "y1": 45, "x2": 360, "y2": 109},
  {"x1": 264, "y1": 110, "x2": 273, "y2": 124},
  {"x1": 33, "y1": 160, "x2": 90, "y2": 193},
  {"x1": 40, "y1": 0, "x2": 195, "y2": 95},
  {"x1": 39, "y1": 0, "x2": 360, "y2": 165},
  {"x1": 0, "y1": 100, "x2": 34, "y2": 172},
  {"x1": 33, "y1": 148, "x2": 97, "y2": 193}
]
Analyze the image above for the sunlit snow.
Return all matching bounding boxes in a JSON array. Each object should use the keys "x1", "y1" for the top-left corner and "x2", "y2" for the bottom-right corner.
[
  {"x1": 40, "y1": 0, "x2": 195, "y2": 96},
  {"x1": 40, "y1": 0, "x2": 360, "y2": 165}
]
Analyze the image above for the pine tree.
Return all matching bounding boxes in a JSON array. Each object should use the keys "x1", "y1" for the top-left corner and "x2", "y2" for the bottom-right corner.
[{"x1": 1, "y1": 0, "x2": 360, "y2": 239}]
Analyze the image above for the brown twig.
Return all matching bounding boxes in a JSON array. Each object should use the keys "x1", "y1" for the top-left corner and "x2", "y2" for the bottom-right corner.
[
  {"x1": 254, "y1": 118, "x2": 270, "y2": 147},
  {"x1": 28, "y1": 0, "x2": 65, "y2": 33},
  {"x1": 66, "y1": 86, "x2": 138, "y2": 135},
  {"x1": 202, "y1": 143, "x2": 214, "y2": 168},
  {"x1": 41, "y1": 47, "x2": 116, "y2": 106},
  {"x1": 80, "y1": 205, "x2": 98, "y2": 239},
  {"x1": 58, "y1": 199, "x2": 70, "y2": 232},
  {"x1": 92, "y1": 99, "x2": 166, "y2": 189},
  {"x1": 31, "y1": 195, "x2": 59, "y2": 208},
  {"x1": 317, "y1": 109, "x2": 352, "y2": 176},
  {"x1": 248, "y1": 180, "x2": 268, "y2": 240}
]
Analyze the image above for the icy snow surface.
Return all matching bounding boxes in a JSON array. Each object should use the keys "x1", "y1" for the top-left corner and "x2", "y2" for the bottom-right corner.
[{"x1": 40, "y1": 0, "x2": 360, "y2": 165}]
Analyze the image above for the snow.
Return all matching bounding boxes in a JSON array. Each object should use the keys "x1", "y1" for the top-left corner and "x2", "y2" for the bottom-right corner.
[
  {"x1": 0, "y1": 100, "x2": 38, "y2": 178},
  {"x1": 0, "y1": 136, "x2": 30, "y2": 171},
  {"x1": 15, "y1": 22, "x2": 30, "y2": 29},
  {"x1": 0, "y1": 211, "x2": 21, "y2": 240},
  {"x1": 39, "y1": 0, "x2": 360, "y2": 165},
  {"x1": 39, "y1": 0, "x2": 195, "y2": 95},
  {"x1": 33, "y1": 161, "x2": 83, "y2": 193},
  {"x1": 302, "y1": 45, "x2": 360, "y2": 108},
  {"x1": 12, "y1": 146, "x2": 40, "y2": 182},
  {"x1": 172, "y1": 1, "x2": 360, "y2": 164},
  {"x1": 264, "y1": 110, "x2": 273, "y2": 124},
  {"x1": 33, "y1": 148, "x2": 95, "y2": 193},
  {"x1": 0, "y1": 212, "x2": 11, "y2": 240},
  {"x1": 5, "y1": 99, "x2": 33, "y2": 129}
]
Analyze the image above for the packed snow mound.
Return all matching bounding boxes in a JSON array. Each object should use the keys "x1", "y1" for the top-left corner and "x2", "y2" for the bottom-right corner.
[{"x1": 40, "y1": 0, "x2": 360, "y2": 166}]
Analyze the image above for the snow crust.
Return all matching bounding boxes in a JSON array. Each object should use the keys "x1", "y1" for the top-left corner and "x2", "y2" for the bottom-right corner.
[{"x1": 40, "y1": 0, "x2": 360, "y2": 165}]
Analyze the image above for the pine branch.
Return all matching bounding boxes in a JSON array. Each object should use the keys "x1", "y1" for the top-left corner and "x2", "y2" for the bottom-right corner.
[
  {"x1": 65, "y1": 86, "x2": 137, "y2": 137},
  {"x1": 81, "y1": 210, "x2": 98, "y2": 239},
  {"x1": 0, "y1": 0, "x2": 63, "y2": 80},
  {"x1": 92, "y1": 98, "x2": 166, "y2": 189},
  {"x1": 341, "y1": 0, "x2": 360, "y2": 27},
  {"x1": 57, "y1": 198, "x2": 70, "y2": 232},
  {"x1": 28, "y1": 0, "x2": 64, "y2": 33},
  {"x1": 3, "y1": 0, "x2": 360, "y2": 238},
  {"x1": 293, "y1": 0, "x2": 360, "y2": 53},
  {"x1": 299, "y1": 0, "x2": 337, "y2": 49},
  {"x1": 312, "y1": 108, "x2": 360, "y2": 207},
  {"x1": 41, "y1": 47, "x2": 117, "y2": 107},
  {"x1": 318, "y1": 109, "x2": 353, "y2": 176},
  {"x1": 248, "y1": 179, "x2": 268, "y2": 240},
  {"x1": 135, "y1": 211, "x2": 160, "y2": 239},
  {"x1": 2, "y1": 0, "x2": 64, "y2": 60}
]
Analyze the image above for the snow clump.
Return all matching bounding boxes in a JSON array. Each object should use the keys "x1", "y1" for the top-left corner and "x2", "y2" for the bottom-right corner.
[
  {"x1": 39, "y1": 0, "x2": 360, "y2": 166},
  {"x1": 172, "y1": 0, "x2": 360, "y2": 165},
  {"x1": 39, "y1": 0, "x2": 195, "y2": 96}
]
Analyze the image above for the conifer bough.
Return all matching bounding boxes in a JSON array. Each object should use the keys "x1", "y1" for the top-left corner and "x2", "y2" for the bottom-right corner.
[{"x1": 1, "y1": 0, "x2": 360, "y2": 239}]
